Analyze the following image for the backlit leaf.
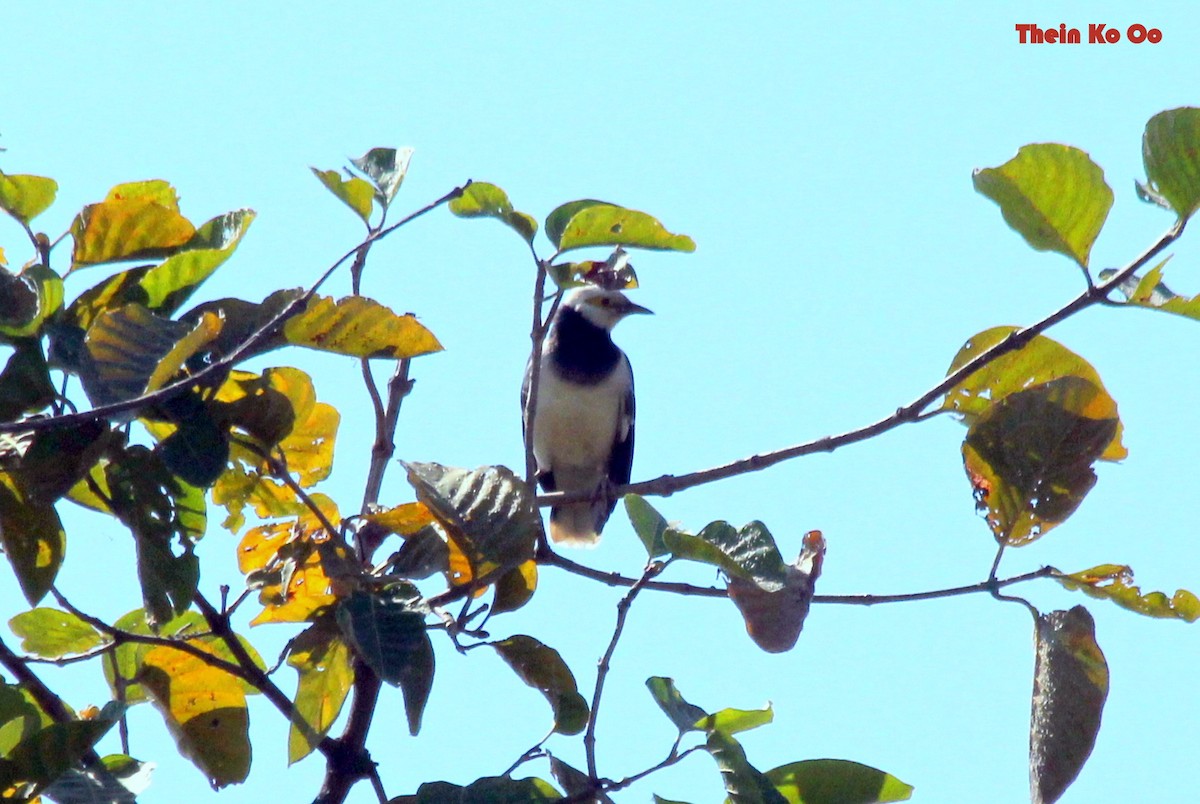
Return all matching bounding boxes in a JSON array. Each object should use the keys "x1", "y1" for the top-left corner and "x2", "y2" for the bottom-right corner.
[
  {"x1": 365, "y1": 501, "x2": 435, "y2": 536},
  {"x1": 491, "y1": 559, "x2": 538, "y2": 614},
  {"x1": 491, "y1": 635, "x2": 588, "y2": 735},
  {"x1": 973, "y1": 144, "x2": 1112, "y2": 267},
  {"x1": 286, "y1": 620, "x2": 353, "y2": 764},
  {"x1": 8, "y1": 608, "x2": 104, "y2": 659},
  {"x1": 0, "y1": 473, "x2": 65, "y2": 604},
  {"x1": 624, "y1": 494, "x2": 670, "y2": 558},
  {"x1": 1103, "y1": 259, "x2": 1200, "y2": 323},
  {"x1": 449, "y1": 181, "x2": 537, "y2": 243},
  {"x1": 1141, "y1": 107, "x2": 1200, "y2": 221},
  {"x1": 556, "y1": 203, "x2": 695, "y2": 254},
  {"x1": 103, "y1": 610, "x2": 208, "y2": 704},
  {"x1": 942, "y1": 327, "x2": 1125, "y2": 461},
  {"x1": 0, "y1": 345, "x2": 55, "y2": 421},
  {"x1": 311, "y1": 168, "x2": 374, "y2": 224},
  {"x1": 413, "y1": 777, "x2": 563, "y2": 802},
  {"x1": 1030, "y1": 606, "x2": 1108, "y2": 804},
  {"x1": 0, "y1": 171, "x2": 57, "y2": 224},
  {"x1": 283, "y1": 294, "x2": 442, "y2": 359},
  {"x1": 140, "y1": 643, "x2": 251, "y2": 789},
  {"x1": 350, "y1": 147, "x2": 414, "y2": 206},
  {"x1": 1057, "y1": 564, "x2": 1200, "y2": 622},
  {"x1": 0, "y1": 265, "x2": 63, "y2": 339},
  {"x1": 699, "y1": 705, "x2": 774, "y2": 736},
  {"x1": 138, "y1": 209, "x2": 255, "y2": 314},
  {"x1": 645, "y1": 676, "x2": 708, "y2": 733},
  {"x1": 765, "y1": 759, "x2": 914, "y2": 804},
  {"x1": 963, "y1": 377, "x2": 1116, "y2": 546},
  {"x1": 70, "y1": 181, "x2": 196, "y2": 269},
  {"x1": 706, "y1": 729, "x2": 788, "y2": 804}
]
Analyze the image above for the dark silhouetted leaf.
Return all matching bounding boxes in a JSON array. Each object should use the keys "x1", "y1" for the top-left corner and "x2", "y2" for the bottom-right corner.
[
  {"x1": 765, "y1": 759, "x2": 914, "y2": 804},
  {"x1": 943, "y1": 327, "x2": 1125, "y2": 461},
  {"x1": 0, "y1": 473, "x2": 65, "y2": 604},
  {"x1": 973, "y1": 144, "x2": 1111, "y2": 267},
  {"x1": 1057, "y1": 564, "x2": 1200, "y2": 622},
  {"x1": 963, "y1": 377, "x2": 1116, "y2": 546},
  {"x1": 413, "y1": 776, "x2": 563, "y2": 802},
  {"x1": 550, "y1": 756, "x2": 612, "y2": 802},
  {"x1": 706, "y1": 729, "x2": 788, "y2": 804},
  {"x1": 336, "y1": 588, "x2": 433, "y2": 734},
  {"x1": 491, "y1": 559, "x2": 538, "y2": 614},
  {"x1": 0, "y1": 265, "x2": 63, "y2": 339},
  {"x1": 645, "y1": 677, "x2": 708, "y2": 733},
  {"x1": 491, "y1": 635, "x2": 588, "y2": 735},
  {"x1": 1142, "y1": 107, "x2": 1200, "y2": 220},
  {"x1": 0, "y1": 345, "x2": 55, "y2": 421},
  {"x1": 1030, "y1": 606, "x2": 1108, "y2": 804}
]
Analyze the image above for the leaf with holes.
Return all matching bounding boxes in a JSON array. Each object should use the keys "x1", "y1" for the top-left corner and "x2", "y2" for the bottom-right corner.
[
  {"x1": 556, "y1": 203, "x2": 695, "y2": 254},
  {"x1": 1057, "y1": 564, "x2": 1200, "y2": 622}
]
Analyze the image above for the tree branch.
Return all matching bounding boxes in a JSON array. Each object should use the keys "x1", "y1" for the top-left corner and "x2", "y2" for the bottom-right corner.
[{"x1": 536, "y1": 219, "x2": 1186, "y2": 506}]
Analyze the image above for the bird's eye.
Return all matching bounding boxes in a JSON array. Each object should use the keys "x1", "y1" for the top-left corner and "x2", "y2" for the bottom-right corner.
[{"x1": 599, "y1": 297, "x2": 611, "y2": 306}]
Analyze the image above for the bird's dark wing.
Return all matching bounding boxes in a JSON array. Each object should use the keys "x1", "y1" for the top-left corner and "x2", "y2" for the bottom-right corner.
[{"x1": 607, "y1": 360, "x2": 636, "y2": 490}]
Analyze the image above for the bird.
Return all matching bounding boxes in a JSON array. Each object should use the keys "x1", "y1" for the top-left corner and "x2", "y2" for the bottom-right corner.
[{"x1": 522, "y1": 285, "x2": 652, "y2": 545}]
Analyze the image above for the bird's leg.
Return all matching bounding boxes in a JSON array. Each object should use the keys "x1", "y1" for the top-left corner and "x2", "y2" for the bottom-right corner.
[{"x1": 591, "y1": 475, "x2": 619, "y2": 508}]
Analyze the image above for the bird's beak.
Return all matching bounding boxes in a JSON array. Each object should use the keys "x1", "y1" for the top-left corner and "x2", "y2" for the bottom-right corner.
[{"x1": 620, "y1": 300, "x2": 654, "y2": 316}]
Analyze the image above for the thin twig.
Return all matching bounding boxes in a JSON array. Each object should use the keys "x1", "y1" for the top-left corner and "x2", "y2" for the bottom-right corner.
[
  {"x1": 585, "y1": 561, "x2": 666, "y2": 780},
  {"x1": 535, "y1": 219, "x2": 1187, "y2": 507}
]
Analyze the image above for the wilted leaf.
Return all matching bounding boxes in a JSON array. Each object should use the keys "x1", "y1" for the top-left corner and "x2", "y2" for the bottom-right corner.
[
  {"x1": 449, "y1": 181, "x2": 537, "y2": 243},
  {"x1": 71, "y1": 180, "x2": 196, "y2": 269},
  {"x1": 403, "y1": 462, "x2": 541, "y2": 587},
  {"x1": 556, "y1": 203, "x2": 695, "y2": 254},
  {"x1": 1057, "y1": 564, "x2": 1200, "y2": 622},
  {"x1": 942, "y1": 327, "x2": 1125, "y2": 461},
  {"x1": 1102, "y1": 259, "x2": 1200, "y2": 323},
  {"x1": 973, "y1": 144, "x2": 1112, "y2": 267},
  {"x1": 0, "y1": 171, "x2": 58, "y2": 224},
  {"x1": 350, "y1": 146, "x2": 414, "y2": 206},
  {"x1": 664, "y1": 520, "x2": 788, "y2": 589},
  {"x1": 765, "y1": 759, "x2": 914, "y2": 804},
  {"x1": 286, "y1": 620, "x2": 353, "y2": 764},
  {"x1": 283, "y1": 294, "x2": 442, "y2": 359},
  {"x1": 8, "y1": 608, "x2": 104, "y2": 659},
  {"x1": 727, "y1": 531, "x2": 825, "y2": 653},
  {"x1": 140, "y1": 644, "x2": 252, "y2": 789},
  {"x1": 1030, "y1": 606, "x2": 1108, "y2": 804},
  {"x1": 312, "y1": 168, "x2": 375, "y2": 224},
  {"x1": 963, "y1": 377, "x2": 1116, "y2": 546},
  {"x1": 1142, "y1": 107, "x2": 1200, "y2": 220},
  {"x1": 336, "y1": 588, "x2": 433, "y2": 735},
  {"x1": 491, "y1": 635, "x2": 588, "y2": 735}
]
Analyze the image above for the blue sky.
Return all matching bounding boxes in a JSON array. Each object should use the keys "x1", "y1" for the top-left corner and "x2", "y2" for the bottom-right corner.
[{"x1": 3, "y1": 3, "x2": 1199, "y2": 802}]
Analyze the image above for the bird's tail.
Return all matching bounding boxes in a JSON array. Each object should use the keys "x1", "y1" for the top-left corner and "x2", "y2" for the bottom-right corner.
[{"x1": 549, "y1": 502, "x2": 606, "y2": 546}]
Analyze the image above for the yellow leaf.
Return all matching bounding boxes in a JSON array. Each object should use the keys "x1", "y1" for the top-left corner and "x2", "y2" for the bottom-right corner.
[
  {"x1": 364, "y1": 501, "x2": 434, "y2": 536},
  {"x1": 283, "y1": 295, "x2": 443, "y2": 359},
  {"x1": 286, "y1": 624, "x2": 353, "y2": 764},
  {"x1": 140, "y1": 641, "x2": 251, "y2": 788},
  {"x1": 70, "y1": 181, "x2": 195, "y2": 269}
]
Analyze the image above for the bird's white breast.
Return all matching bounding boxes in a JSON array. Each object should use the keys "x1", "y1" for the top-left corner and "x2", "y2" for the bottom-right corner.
[{"x1": 532, "y1": 356, "x2": 631, "y2": 472}]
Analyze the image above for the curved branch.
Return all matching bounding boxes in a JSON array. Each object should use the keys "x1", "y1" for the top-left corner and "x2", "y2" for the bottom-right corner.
[{"x1": 536, "y1": 219, "x2": 1186, "y2": 506}]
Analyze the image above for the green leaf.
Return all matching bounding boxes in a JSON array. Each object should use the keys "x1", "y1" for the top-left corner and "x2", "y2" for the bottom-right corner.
[
  {"x1": 963, "y1": 377, "x2": 1117, "y2": 546},
  {"x1": 283, "y1": 294, "x2": 443, "y2": 359},
  {"x1": 311, "y1": 168, "x2": 375, "y2": 224},
  {"x1": 0, "y1": 265, "x2": 64, "y2": 339},
  {"x1": 0, "y1": 682, "x2": 50, "y2": 757},
  {"x1": 1103, "y1": 259, "x2": 1200, "y2": 323},
  {"x1": 350, "y1": 147, "x2": 414, "y2": 206},
  {"x1": 0, "y1": 171, "x2": 58, "y2": 224},
  {"x1": 286, "y1": 620, "x2": 353, "y2": 764},
  {"x1": 707, "y1": 729, "x2": 788, "y2": 804},
  {"x1": 138, "y1": 209, "x2": 255, "y2": 314},
  {"x1": 1142, "y1": 107, "x2": 1200, "y2": 220},
  {"x1": 765, "y1": 759, "x2": 914, "y2": 804},
  {"x1": 491, "y1": 635, "x2": 589, "y2": 735},
  {"x1": 1056, "y1": 564, "x2": 1200, "y2": 622},
  {"x1": 942, "y1": 326, "x2": 1125, "y2": 461},
  {"x1": 70, "y1": 181, "x2": 196, "y2": 269},
  {"x1": 556, "y1": 203, "x2": 696, "y2": 254},
  {"x1": 699, "y1": 705, "x2": 774, "y2": 736},
  {"x1": 103, "y1": 610, "x2": 210, "y2": 704},
  {"x1": 8, "y1": 608, "x2": 105, "y2": 659},
  {"x1": 973, "y1": 144, "x2": 1112, "y2": 267},
  {"x1": 545, "y1": 200, "x2": 609, "y2": 249},
  {"x1": 335, "y1": 587, "x2": 433, "y2": 735},
  {"x1": 550, "y1": 756, "x2": 612, "y2": 802},
  {"x1": 625, "y1": 494, "x2": 670, "y2": 557},
  {"x1": 1, "y1": 709, "x2": 121, "y2": 799},
  {"x1": 646, "y1": 676, "x2": 708, "y2": 733},
  {"x1": 664, "y1": 520, "x2": 788, "y2": 590},
  {"x1": 403, "y1": 462, "x2": 541, "y2": 587},
  {"x1": 449, "y1": 181, "x2": 538, "y2": 243},
  {"x1": 1030, "y1": 606, "x2": 1108, "y2": 804},
  {"x1": 0, "y1": 473, "x2": 65, "y2": 604}
]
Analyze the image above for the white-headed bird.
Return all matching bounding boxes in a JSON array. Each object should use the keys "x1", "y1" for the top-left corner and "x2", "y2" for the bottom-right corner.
[{"x1": 523, "y1": 286, "x2": 652, "y2": 545}]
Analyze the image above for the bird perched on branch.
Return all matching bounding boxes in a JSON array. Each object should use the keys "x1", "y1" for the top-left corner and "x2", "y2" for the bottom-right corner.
[{"x1": 523, "y1": 286, "x2": 652, "y2": 545}]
